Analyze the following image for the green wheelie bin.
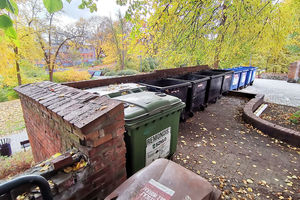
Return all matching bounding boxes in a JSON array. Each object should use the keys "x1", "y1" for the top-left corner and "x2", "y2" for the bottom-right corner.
[{"x1": 113, "y1": 91, "x2": 185, "y2": 176}]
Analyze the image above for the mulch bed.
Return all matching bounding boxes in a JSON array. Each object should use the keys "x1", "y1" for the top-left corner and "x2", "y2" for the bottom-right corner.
[{"x1": 260, "y1": 103, "x2": 300, "y2": 132}]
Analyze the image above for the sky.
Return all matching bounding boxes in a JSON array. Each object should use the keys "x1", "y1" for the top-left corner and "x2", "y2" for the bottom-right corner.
[{"x1": 60, "y1": 0, "x2": 128, "y2": 25}]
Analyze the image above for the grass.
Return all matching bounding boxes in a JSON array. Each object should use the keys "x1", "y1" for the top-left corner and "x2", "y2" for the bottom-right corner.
[
  {"x1": 0, "y1": 99, "x2": 25, "y2": 136},
  {"x1": 0, "y1": 150, "x2": 34, "y2": 180}
]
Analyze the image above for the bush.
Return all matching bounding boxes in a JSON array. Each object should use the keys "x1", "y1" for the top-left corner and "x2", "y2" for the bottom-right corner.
[
  {"x1": 104, "y1": 71, "x2": 117, "y2": 76},
  {"x1": 141, "y1": 57, "x2": 159, "y2": 72},
  {"x1": 0, "y1": 150, "x2": 34, "y2": 180},
  {"x1": 0, "y1": 89, "x2": 8, "y2": 102},
  {"x1": 0, "y1": 87, "x2": 19, "y2": 102},
  {"x1": 117, "y1": 69, "x2": 138, "y2": 76},
  {"x1": 100, "y1": 68, "x2": 111, "y2": 75},
  {"x1": 53, "y1": 69, "x2": 90, "y2": 83},
  {"x1": 290, "y1": 110, "x2": 300, "y2": 124}
]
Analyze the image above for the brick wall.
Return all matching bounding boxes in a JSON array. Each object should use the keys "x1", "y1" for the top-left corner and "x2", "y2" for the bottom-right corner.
[
  {"x1": 287, "y1": 61, "x2": 300, "y2": 83},
  {"x1": 64, "y1": 65, "x2": 209, "y2": 89},
  {"x1": 13, "y1": 81, "x2": 127, "y2": 199}
]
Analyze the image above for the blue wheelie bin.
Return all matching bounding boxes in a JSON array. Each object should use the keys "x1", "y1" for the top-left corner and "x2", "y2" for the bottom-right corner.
[
  {"x1": 229, "y1": 68, "x2": 241, "y2": 90},
  {"x1": 237, "y1": 68, "x2": 248, "y2": 89},
  {"x1": 249, "y1": 66, "x2": 258, "y2": 85},
  {"x1": 238, "y1": 66, "x2": 252, "y2": 87}
]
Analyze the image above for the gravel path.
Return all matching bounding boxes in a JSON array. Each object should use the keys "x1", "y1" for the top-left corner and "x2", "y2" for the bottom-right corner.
[{"x1": 241, "y1": 79, "x2": 300, "y2": 107}]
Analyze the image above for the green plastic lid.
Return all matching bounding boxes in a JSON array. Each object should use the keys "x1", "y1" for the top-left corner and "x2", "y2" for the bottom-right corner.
[{"x1": 113, "y1": 91, "x2": 185, "y2": 123}]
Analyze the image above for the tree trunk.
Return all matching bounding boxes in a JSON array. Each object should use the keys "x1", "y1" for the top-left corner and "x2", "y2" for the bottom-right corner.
[
  {"x1": 49, "y1": 69, "x2": 53, "y2": 82},
  {"x1": 213, "y1": 59, "x2": 220, "y2": 69},
  {"x1": 14, "y1": 47, "x2": 22, "y2": 85}
]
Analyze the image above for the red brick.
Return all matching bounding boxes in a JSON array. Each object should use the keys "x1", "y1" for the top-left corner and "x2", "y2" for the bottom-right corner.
[{"x1": 51, "y1": 153, "x2": 73, "y2": 170}]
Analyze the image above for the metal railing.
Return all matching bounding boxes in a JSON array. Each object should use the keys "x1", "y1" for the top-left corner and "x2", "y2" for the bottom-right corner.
[{"x1": 0, "y1": 175, "x2": 53, "y2": 200}]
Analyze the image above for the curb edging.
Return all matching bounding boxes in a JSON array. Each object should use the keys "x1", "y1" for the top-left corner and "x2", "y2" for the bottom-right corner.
[{"x1": 242, "y1": 94, "x2": 300, "y2": 147}]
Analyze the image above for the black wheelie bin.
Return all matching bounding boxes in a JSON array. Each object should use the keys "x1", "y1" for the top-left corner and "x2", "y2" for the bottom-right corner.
[
  {"x1": 192, "y1": 71, "x2": 223, "y2": 103},
  {"x1": 168, "y1": 74, "x2": 209, "y2": 111},
  {"x1": 209, "y1": 69, "x2": 234, "y2": 94},
  {"x1": 139, "y1": 79, "x2": 192, "y2": 120}
]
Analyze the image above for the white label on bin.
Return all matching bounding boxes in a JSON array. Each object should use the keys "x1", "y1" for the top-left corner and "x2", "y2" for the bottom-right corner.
[
  {"x1": 145, "y1": 127, "x2": 171, "y2": 166},
  {"x1": 134, "y1": 179, "x2": 175, "y2": 200},
  {"x1": 241, "y1": 73, "x2": 246, "y2": 84},
  {"x1": 197, "y1": 83, "x2": 203, "y2": 88},
  {"x1": 225, "y1": 75, "x2": 231, "y2": 79},
  {"x1": 233, "y1": 74, "x2": 239, "y2": 85}
]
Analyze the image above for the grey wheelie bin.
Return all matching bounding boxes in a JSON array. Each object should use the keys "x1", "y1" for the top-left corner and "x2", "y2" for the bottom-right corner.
[{"x1": 113, "y1": 91, "x2": 185, "y2": 176}]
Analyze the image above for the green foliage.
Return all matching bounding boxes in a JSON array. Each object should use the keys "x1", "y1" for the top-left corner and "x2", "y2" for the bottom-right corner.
[
  {"x1": 117, "y1": 69, "x2": 138, "y2": 76},
  {"x1": 104, "y1": 71, "x2": 117, "y2": 76},
  {"x1": 20, "y1": 61, "x2": 48, "y2": 82},
  {"x1": 93, "y1": 59, "x2": 102, "y2": 66},
  {"x1": 290, "y1": 110, "x2": 300, "y2": 124},
  {"x1": 141, "y1": 57, "x2": 159, "y2": 72},
  {"x1": 0, "y1": 14, "x2": 13, "y2": 28},
  {"x1": 43, "y1": 0, "x2": 63, "y2": 13},
  {"x1": 104, "y1": 69, "x2": 138, "y2": 76},
  {"x1": 0, "y1": 89, "x2": 8, "y2": 102},
  {"x1": 0, "y1": 150, "x2": 34, "y2": 180},
  {"x1": 0, "y1": 0, "x2": 18, "y2": 43},
  {"x1": 127, "y1": 0, "x2": 300, "y2": 71},
  {"x1": 100, "y1": 68, "x2": 111, "y2": 75},
  {"x1": 0, "y1": 87, "x2": 19, "y2": 102}
]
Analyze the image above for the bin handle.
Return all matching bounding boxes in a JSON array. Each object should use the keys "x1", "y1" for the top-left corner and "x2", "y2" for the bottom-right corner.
[{"x1": 122, "y1": 101, "x2": 180, "y2": 121}]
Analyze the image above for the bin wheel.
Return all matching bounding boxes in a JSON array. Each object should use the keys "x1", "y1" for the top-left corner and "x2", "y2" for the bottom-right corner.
[
  {"x1": 169, "y1": 154, "x2": 175, "y2": 161},
  {"x1": 188, "y1": 112, "x2": 194, "y2": 117},
  {"x1": 250, "y1": 81, "x2": 253, "y2": 86},
  {"x1": 211, "y1": 98, "x2": 217, "y2": 104},
  {"x1": 180, "y1": 115, "x2": 186, "y2": 122},
  {"x1": 200, "y1": 106, "x2": 205, "y2": 111}
]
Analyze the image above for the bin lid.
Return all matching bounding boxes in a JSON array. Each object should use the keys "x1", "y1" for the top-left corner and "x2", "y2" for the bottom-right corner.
[
  {"x1": 169, "y1": 74, "x2": 209, "y2": 84},
  {"x1": 193, "y1": 71, "x2": 224, "y2": 78},
  {"x1": 210, "y1": 69, "x2": 234, "y2": 75},
  {"x1": 105, "y1": 159, "x2": 221, "y2": 200},
  {"x1": 139, "y1": 79, "x2": 191, "y2": 90},
  {"x1": 84, "y1": 83, "x2": 146, "y2": 97},
  {"x1": 113, "y1": 91, "x2": 185, "y2": 123}
]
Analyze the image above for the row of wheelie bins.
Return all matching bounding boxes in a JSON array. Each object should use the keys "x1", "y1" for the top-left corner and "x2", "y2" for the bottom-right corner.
[
  {"x1": 85, "y1": 67, "x2": 256, "y2": 176},
  {"x1": 226, "y1": 66, "x2": 258, "y2": 90},
  {"x1": 139, "y1": 69, "x2": 234, "y2": 117}
]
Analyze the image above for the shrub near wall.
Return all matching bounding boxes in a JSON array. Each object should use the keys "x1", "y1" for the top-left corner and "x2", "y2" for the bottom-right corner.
[{"x1": 53, "y1": 69, "x2": 90, "y2": 83}]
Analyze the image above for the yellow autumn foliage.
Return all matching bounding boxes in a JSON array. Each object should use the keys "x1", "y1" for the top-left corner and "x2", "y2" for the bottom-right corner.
[{"x1": 53, "y1": 69, "x2": 90, "y2": 83}]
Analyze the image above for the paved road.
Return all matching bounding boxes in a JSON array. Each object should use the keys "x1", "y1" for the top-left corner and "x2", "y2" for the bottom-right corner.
[
  {"x1": 0, "y1": 129, "x2": 28, "y2": 154},
  {"x1": 241, "y1": 79, "x2": 300, "y2": 107}
]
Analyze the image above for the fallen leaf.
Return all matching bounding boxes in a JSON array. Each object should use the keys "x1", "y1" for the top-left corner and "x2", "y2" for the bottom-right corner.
[{"x1": 247, "y1": 179, "x2": 253, "y2": 184}]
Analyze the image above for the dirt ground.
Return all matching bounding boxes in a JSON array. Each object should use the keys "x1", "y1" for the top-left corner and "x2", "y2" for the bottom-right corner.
[
  {"x1": 261, "y1": 103, "x2": 300, "y2": 132},
  {"x1": 174, "y1": 96, "x2": 300, "y2": 200}
]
